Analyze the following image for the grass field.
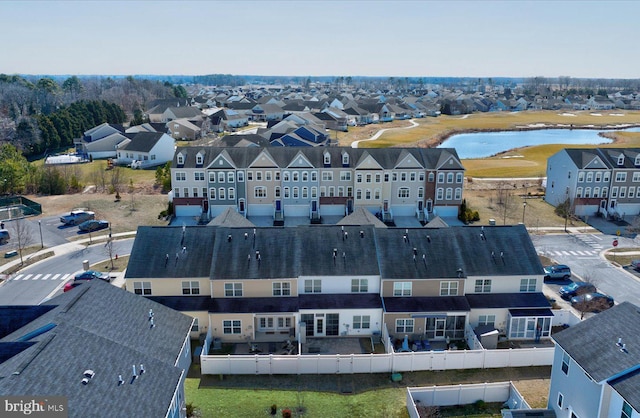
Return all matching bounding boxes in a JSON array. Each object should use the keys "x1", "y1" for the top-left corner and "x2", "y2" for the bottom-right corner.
[{"x1": 339, "y1": 111, "x2": 640, "y2": 178}]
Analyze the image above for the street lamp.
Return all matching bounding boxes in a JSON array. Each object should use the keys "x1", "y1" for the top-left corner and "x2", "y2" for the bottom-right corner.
[
  {"x1": 522, "y1": 202, "x2": 527, "y2": 225},
  {"x1": 38, "y1": 220, "x2": 43, "y2": 249}
]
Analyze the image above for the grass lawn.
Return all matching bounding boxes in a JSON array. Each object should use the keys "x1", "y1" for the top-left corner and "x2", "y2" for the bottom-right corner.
[{"x1": 185, "y1": 379, "x2": 408, "y2": 418}]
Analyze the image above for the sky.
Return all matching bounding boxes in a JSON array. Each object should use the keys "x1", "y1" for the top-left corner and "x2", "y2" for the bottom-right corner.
[{"x1": 2, "y1": 0, "x2": 640, "y2": 79}]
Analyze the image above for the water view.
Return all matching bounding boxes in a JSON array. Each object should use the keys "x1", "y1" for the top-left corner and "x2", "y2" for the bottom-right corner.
[{"x1": 438, "y1": 127, "x2": 640, "y2": 159}]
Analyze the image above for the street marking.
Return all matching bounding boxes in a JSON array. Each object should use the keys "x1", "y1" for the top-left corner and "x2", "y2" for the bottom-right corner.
[
  {"x1": 60, "y1": 273, "x2": 70, "y2": 282},
  {"x1": 576, "y1": 251, "x2": 587, "y2": 256},
  {"x1": 591, "y1": 234, "x2": 603, "y2": 241},
  {"x1": 13, "y1": 274, "x2": 23, "y2": 281},
  {"x1": 21, "y1": 274, "x2": 32, "y2": 281},
  {"x1": 41, "y1": 274, "x2": 52, "y2": 281},
  {"x1": 51, "y1": 274, "x2": 61, "y2": 281},
  {"x1": 561, "y1": 251, "x2": 571, "y2": 255},
  {"x1": 31, "y1": 274, "x2": 42, "y2": 281},
  {"x1": 569, "y1": 251, "x2": 579, "y2": 256}
]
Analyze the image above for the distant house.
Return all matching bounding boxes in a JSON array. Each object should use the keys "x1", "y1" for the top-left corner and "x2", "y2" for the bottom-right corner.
[
  {"x1": 74, "y1": 123, "x2": 127, "y2": 159},
  {"x1": 548, "y1": 302, "x2": 640, "y2": 417},
  {"x1": 116, "y1": 132, "x2": 176, "y2": 169},
  {"x1": 167, "y1": 118, "x2": 202, "y2": 141},
  {"x1": 0, "y1": 279, "x2": 194, "y2": 418}
]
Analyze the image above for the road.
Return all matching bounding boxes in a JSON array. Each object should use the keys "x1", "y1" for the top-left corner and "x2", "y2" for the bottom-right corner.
[
  {"x1": 532, "y1": 232, "x2": 640, "y2": 307},
  {"x1": 0, "y1": 238, "x2": 133, "y2": 305}
]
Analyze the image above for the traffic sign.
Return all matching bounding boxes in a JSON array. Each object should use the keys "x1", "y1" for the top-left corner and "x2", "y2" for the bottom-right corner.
[{"x1": 613, "y1": 239, "x2": 619, "y2": 247}]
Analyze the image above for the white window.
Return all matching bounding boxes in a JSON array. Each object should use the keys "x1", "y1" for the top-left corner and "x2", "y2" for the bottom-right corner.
[
  {"x1": 177, "y1": 154, "x2": 184, "y2": 165},
  {"x1": 293, "y1": 187, "x2": 299, "y2": 198},
  {"x1": 593, "y1": 187, "x2": 600, "y2": 198},
  {"x1": 375, "y1": 173, "x2": 381, "y2": 183},
  {"x1": 356, "y1": 173, "x2": 362, "y2": 183},
  {"x1": 428, "y1": 172, "x2": 435, "y2": 182},
  {"x1": 561, "y1": 351, "x2": 569, "y2": 374},
  {"x1": 209, "y1": 172, "x2": 216, "y2": 182},
  {"x1": 395, "y1": 318, "x2": 414, "y2": 333},
  {"x1": 586, "y1": 172, "x2": 593, "y2": 182},
  {"x1": 629, "y1": 186, "x2": 635, "y2": 198},
  {"x1": 351, "y1": 279, "x2": 368, "y2": 293},
  {"x1": 440, "y1": 281, "x2": 458, "y2": 296},
  {"x1": 191, "y1": 317, "x2": 199, "y2": 332},
  {"x1": 228, "y1": 187, "x2": 235, "y2": 200},
  {"x1": 175, "y1": 172, "x2": 186, "y2": 181},
  {"x1": 302, "y1": 171, "x2": 308, "y2": 181},
  {"x1": 374, "y1": 188, "x2": 381, "y2": 199},
  {"x1": 436, "y1": 188, "x2": 444, "y2": 200},
  {"x1": 419, "y1": 172, "x2": 425, "y2": 182},
  {"x1": 400, "y1": 172, "x2": 407, "y2": 182},
  {"x1": 223, "y1": 320, "x2": 241, "y2": 334},
  {"x1": 447, "y1": 172, "x2": 454, "y2": 183},
  {"x1": 292, "y1": 172, "x2": 299, "y2": 182},
  {"x1": 618, "y1": 155, "x2": 625, "y2": 165},
  {"x1": 337, "y1": 186, "x2": 344, "y2": 197},
  {"x1": 310, "y1": 171, "x2": 317, "y2": 181},
  {"x1": 133, "y1": 281, "x2": 151, "y2": 295},
  {"x1": 304, "y1": 279, "x2": 321, "y2": 293},
  {"x1": 302, "y1": 187, "x2": 309, "y2": 198},
  {"x1": 202, "y1": 188, "x2": 208, "y2": 198},
  {"x1": 322, "y1": 171, "x2": 333, "y2": 181},
  {"x1": 456, "y1": 172, "x2": 463, "y2": 183},
  {"x1": 311, "y1": 187, "x2": 318, "y2": 198},
  {"x1": 210, "y1": 188, "x2": 216, "y2": 200},
  {"x1": 392, "y1": 172, "x2": 398, "y2": 182},
  {"x1": 576, "y1": 187, "x2": 583, "y2": 198},
  {"x1": 192, "y1": 187, "x2": 199, "y2": 197},
  {"x1": 445, "y1": 188, "x2": 453, "y2": 200},
  {"x1": 283, "y1": 171, "x2": 290, "y2": 182},
  {"x1": 584, "y1": 187, "x2": 591, "y2": 198},
  {"x1": 398, "y1": 187, "x2": 410, "y2": 198},
  {"x1": 356, "y1": 189, "x2": 362, "y2": 199},
  {"x1": 595, "y1": 172, "x2": 602, "y2": 182},
  {"x1": 265, "y1": 171, "x2": 272, "y2": 181},
  {"x1": 578, "y1": 172, "x2": 585, "y2": 182},
  {"x1": 273, "y1": 282, "x2": 291, "y2": 296},
  {"x1": 410, "y1": 172, "x2": 416, "y2": 182},
  {"x1": 255, "y1": 186, "x2": 267, "y2": 198},
  {"x1": 328, "y1": 186, "x2": 335, "y2": 197},
  {"x1": 474, "y1": 279, "x2": 491, "y2": 293},
  {"x1": 237, "y1": 171, "x2": 244, "y2": 182},
  {"x1": 620, "y1": 187, "x2": 627, "y2": 198},
  {"x1": 275, "y1": 186, "x2": 281, "y2": 198},
  {"x1": 478, "y1": 315, "x2": 495, "y2": 327},
  {"x1": 557, "y1": 393, "x2": 563, "y2": 409},
  {"x1": 418, "y1": 187, "x2": 424, "y2": 199},
  {"x1": 612, "y1": 187, "x2": 618, "y2": 198},
  {"x1": 437, "y1": 172, "x2": 444, "y2": 183},
  {"x1": 182, "y1": 281, "x2": 200, "y2": 295},
  {"x1": 347, "y1": 186, "x2": 353, "y2": 197},
  {"x1": 602, "y1": 187, "x2": 609, "y2": 198},
  {"x1": 365, "y1": 189, "x2": 371, "y2": 200},
  {"x1": 319, "y1": 186, "x2": 325, "y2": 197},
  {"x1": 616, "y1": 172, "x2": 627, "y2": 182},
  {"x1": 520, "y1": 278, "x2": 536, "y2": 292},
  {"x1": 393, "y1": 282, "x2": 412, "y2": 296},
  {"x1": 633, "y1": 172, "x2": 640, "y2": 182},
  {"x1": 353, "y1": 315, "x2": 370, "y2": 329},
  {"x1": 218, "y1": 172, "x2": 225, "y2": 183},
  {"x1": 342, "y1": 153, "x2": 349, "y2": 165},
  {"x1": 256, "y1": 171, "x2": 262, "y2": 181},
  {"x1": 183, "y1": 188, "x2": 189, "y2": 198},
  {"x1": 194, "y1": 172, "x2": 205, "y2": 181},
  {"x1": 340, "y1": 171, "x2": 351, "y2": 181},
  {"x1": 284, "y1": 187, "x2": 290, "y2": 198},
  {"x1": 323, "y1": 153, "x2": 330, "y2": 165},
  {"x1": 228, "y1": 172, "x2": 235, "y2": 183},
  {"x1": 454, "y1": 188, "x2": 462, "y2": 200},
  {"x1": 218, "y1": 188, "x2": 225, "y2": 200},
  {"x1": 604, "y1": 172, "x2": 610, "y2": 182},
  {"x1": 224, "y1": 283, "x2": 243, "y2": 297}
]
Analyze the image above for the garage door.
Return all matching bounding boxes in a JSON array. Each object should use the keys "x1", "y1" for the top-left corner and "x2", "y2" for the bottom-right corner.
[
  {"x1": 392, "y1": 205, "x2": 414, "y2": 217},
  {"x1": 434, "y1": 206, "x2": 458, "y2": 217},
  {"x1": 175, "y1": 205, "x2": 202, "y2": 217},
  {"x1": 285, "y1": 205, "x2": 308, "y2": 217},
  {"x1": 320, "y1": 205, "x2": 345, "y2": 216},
  {"x1": 248, "y1": 204, "x2": 272, "y2": 217}
]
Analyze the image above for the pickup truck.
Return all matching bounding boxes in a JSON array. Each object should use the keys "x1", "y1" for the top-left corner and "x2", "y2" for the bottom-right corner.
[{"x1": 60, "y1": 210, "x2": 95, "y2": 226}]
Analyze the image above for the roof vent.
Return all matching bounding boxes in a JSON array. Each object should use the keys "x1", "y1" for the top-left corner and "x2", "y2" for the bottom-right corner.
[
  {"x1": 132, "y1": 365, "x2": 137, "y2": 378},
  {"x1": 82, "y1": 378, "x2": 90, "y2": 385},
  {"x1": 227, "y1": 234, "x2": 232, "y2": 242},
  {"x1": 148, "y1": 309, "x2": 154, "y2": 321},
  {"x1": 403, "y1": 234, "x2": 408, "y2": 243},
  {"x1": 617, "y1": 337, "x2": 623, "y2": 347},
  {"x1": 620, "y1": 344, "x2": 628, "y2": 353},
  {"x1": 150, "y1": 317, "x2": 155, "y2": 328},
  {"x1": 139, "y1": 364, "x2": 145, "y2": 375},
  {"x1": 244, "y1": 232, "x2": 248, "y2": 240},
  {"x1": 422, "y1": 254, "x2": 427, "y2": 267},
  {"x1": 118, "y1": 375, "x2": 124, "y2": 386},
  {"x1": 457, "y1": 268, "x2": 463, "y2": 278},
  {"x1": 83, "y1": 370, "x2": 95, "y2": 379},
  {"x1": 360, "y1": 230, "x2": 364, "y2": 238},
  {"x1": 426, "y1": 235, "x2": 431, "y2": 243}
]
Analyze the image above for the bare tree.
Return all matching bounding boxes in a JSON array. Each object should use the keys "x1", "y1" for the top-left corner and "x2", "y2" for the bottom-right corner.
[
  {"x1": 104, "y1": 237, "x2": 116, "y2": 270},
  {"x1": 11, "y1": 218, "x2": 34, "y2": 265},
  {"x1": 110, "y1": 166, "x2": 123, "y2": 198}
]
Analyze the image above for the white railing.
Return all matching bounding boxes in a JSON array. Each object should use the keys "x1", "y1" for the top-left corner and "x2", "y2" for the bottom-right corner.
[
  {"x1": 200, "y1": 346, "x2": 553, "y2": 375},
  {"x1": 405, "y1": 382, "x2": 530, "y2": 418}
]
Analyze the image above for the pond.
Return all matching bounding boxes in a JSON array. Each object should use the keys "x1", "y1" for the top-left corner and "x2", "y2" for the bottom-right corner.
[{"x1": 438, "y1": 127, "x2": 640, "y2": 159}]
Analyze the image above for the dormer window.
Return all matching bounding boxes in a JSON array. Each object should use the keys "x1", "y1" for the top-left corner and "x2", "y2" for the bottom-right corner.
[
  {"x1": 618, "y1": 154, "x2": 624, "y2": 166},
  {"x1": 342, "y1": 153, "x2": 349, "y2": 166},
  {"x1": 323, "y1": 152, "x2": 331, "y2": 166},
  {"x1": 196, "y1": 153, "x2": 203, "y2": 165},
  {"x1": 177, "y1": 153, "x2": 184, "y2": 165},
  {"x1": 635, "y1": 156, "x2": 640, "y2": 166}
]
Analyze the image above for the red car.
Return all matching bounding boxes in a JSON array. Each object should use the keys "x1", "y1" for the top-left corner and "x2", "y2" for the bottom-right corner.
[{"x1": 63, "y1": 281, "x2": 83, "y2": 292}]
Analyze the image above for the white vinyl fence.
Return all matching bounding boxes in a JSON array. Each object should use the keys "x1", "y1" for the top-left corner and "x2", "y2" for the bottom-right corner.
[
  {"x1": 405, "y1": 382, "x2": 530, "y2": 418},
  {"x1": 200, "y1": 346, "x2": 553, "y2": 375}
]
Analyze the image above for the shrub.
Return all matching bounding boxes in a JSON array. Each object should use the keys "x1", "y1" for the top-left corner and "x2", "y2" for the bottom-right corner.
[
  {"x1": 270, "y1": 404, "x2": 277, "y2": 415},
  {"x1": 282, "y1": 409, "x2": 292, "y2": 418}
]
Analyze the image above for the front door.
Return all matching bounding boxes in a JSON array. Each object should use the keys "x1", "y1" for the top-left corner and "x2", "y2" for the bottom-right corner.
[
  {"x1": 315, "y1": 315, "x2": 325, "y2": 337},
  {"x1": 435, "y1": 318, "x2": 446, "y2": 338},
  {"x1": 426, "y1": 199, "x2": 433, "y2": 213},
  {"x1": 239, "y1": 199, "x2": 245, "y2": 213}
]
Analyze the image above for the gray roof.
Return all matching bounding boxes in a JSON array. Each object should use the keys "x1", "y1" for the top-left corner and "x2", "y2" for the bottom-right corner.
[
  {"x1": 125, "y1": 226, "x2": 217, "y2": 279},
  {"x1": 553, "y1": 302, "x2": 640, "y2": 409},
  {"x1": 337, "y1": 207, "x2": 387, "y2": 228},
  {"x1": 0, "y1": 280, "x2": 193, "y2": 417},
  {"x1": 208, "y1": 207, "x2": 256, "y2": 227},
  {"x1": 121, "y1": 132, "x2": 166, "y2": 152}
]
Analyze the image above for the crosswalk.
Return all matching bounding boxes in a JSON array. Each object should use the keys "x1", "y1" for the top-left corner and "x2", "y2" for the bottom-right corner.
[
  {"x1": 544, "y1": 250, "x2": 600, "y2": 257},
  {"x1": 11, "y1": 273, "x2": 71, "y2": 282},
  {"x1": 575, "y1": 234, "x2": 604, "y2": 250}
]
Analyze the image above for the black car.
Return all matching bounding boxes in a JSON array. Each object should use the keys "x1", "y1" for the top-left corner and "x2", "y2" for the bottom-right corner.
[
  {"x1": 570, "y1": 292, "x2": 615, "y2": 312},
  {"x1": 559, "y1": 281, "x2": 596, "y2": 300},
  {"x1": 78, "y1": 220, "x2": 109, "y2": 232}
]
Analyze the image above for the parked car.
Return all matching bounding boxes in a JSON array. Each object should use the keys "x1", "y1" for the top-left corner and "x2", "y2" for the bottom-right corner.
[
  {"x1": 631, "y1": 260, "x2": 640, "y2": 271},
  {"x1": 78, "y1": 220, "x2": 109, "y2": 232},
  {"x1": 63, "y1": 281, "x2": 83, "y2": 292},
  {"x1": 543, "y1": 264, "x2": 571, "y2": 280},
  {"x1": 570, "y1": 292, "x2": 615, "y2": 312},
  {"x1": 74, "y1": 270, "x2": 110, "y2": 282},
  {"x1": 60, "y1": 210, "x2": 95, "y2": 226},
  {"x1": 0, "y1": 229, "x2": 9, "y2": 244},
  {"x1": 559, "y1": 281, "x2": 596, "y2": 300}
]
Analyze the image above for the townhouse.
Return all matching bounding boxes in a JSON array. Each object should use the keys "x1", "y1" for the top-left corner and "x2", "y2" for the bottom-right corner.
[
  {"x1": 546, "y1": 147, "x2": 640, "y2": 219},
  {"x1": 548, "y1": 302, "x2": 640, "y2": 418},
  {"x1": 171, "y1": 146, "x2": 465, "y2": 225},
  {"x1": 125, "y1": 224, "x2": 551, "y2": 346}
]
